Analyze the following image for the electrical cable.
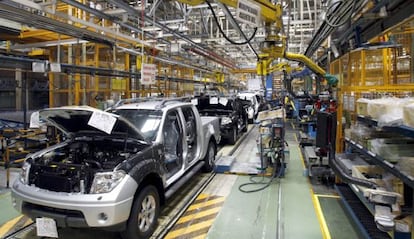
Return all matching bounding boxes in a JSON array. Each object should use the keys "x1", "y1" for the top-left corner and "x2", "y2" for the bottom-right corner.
[
  {"x1": 324, "y1": 0, "x2": 357, "y2": 28},
  {"x1": 205, "y1": 0, "x2": 258, "y2": 45},
  {"x1": 238, "y1": 148, "x2": 286, "y2": 193}
]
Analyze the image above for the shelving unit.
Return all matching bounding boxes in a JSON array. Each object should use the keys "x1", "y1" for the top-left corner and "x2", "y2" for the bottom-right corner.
[{"x1": 343, "y1": 116, "x2": 414, "y2": 239}]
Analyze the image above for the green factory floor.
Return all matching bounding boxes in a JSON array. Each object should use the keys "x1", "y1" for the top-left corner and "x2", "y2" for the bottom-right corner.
[{"x1": 207, "y1": 128, "x2": 359, "y2": 239}]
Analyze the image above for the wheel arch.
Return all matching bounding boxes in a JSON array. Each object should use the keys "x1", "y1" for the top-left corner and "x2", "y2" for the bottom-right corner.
[{"x1": 129, "y1": 159, "x2": 166, "y2": 206}]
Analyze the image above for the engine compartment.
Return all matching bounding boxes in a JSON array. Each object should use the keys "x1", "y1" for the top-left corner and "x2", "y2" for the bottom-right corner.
[{"x1": 28, "y1": 137, "x2": 141, "y2": 193}]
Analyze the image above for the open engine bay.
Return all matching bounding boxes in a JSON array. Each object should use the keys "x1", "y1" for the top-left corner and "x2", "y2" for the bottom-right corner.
[{"x1": 27, "y1": 136, "x2": 143, "y2": 194}]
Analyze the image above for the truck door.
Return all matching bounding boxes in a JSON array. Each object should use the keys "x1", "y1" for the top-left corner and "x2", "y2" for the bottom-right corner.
[
  {"x1": 163, "y1": 110, "x2": 184, "y2": 175},
  {"x1": 182, "y1": 106, "x2": 198, "y2": 163}
]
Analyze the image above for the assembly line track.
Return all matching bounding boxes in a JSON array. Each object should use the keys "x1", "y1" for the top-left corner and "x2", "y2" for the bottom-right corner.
[{"x1": 153, "y1": 125, "x2": 255, "y2": 238}]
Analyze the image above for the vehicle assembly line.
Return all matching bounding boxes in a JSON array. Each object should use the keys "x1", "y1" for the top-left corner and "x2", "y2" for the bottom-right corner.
[{"x1": 1, "y1": 0, "x2": 414, "y2": 239}]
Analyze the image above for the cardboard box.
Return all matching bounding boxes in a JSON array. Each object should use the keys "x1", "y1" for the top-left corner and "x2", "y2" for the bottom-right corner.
[
  {"x1": 356, "y1": 98, "x2": 369, "y2": 116},
  {"x1": 403, "y1": 103, "x2": 414, "y2": 128},
  {"x1": 395, "y1": 215, "x2": 412, "y2": 233}
]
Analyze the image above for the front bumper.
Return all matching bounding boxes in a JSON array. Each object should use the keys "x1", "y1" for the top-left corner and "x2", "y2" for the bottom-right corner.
[{"x1": 12, "y1": 175, "x2": 138, "y2": 228}]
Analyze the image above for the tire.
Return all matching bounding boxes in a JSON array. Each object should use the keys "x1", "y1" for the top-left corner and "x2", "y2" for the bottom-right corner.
[
  {"x1": 228, "y1": 127, "x2": 237, "y2": 145},
  {"x1": 121, "y1": 185, "x2": 160, "y2": 239},
  {"x1": 202, "y1": 141, "x2": 216, "y2": 172},
  {"x1": 242, "y1": 118, "x2": 248, "y2": 132}
]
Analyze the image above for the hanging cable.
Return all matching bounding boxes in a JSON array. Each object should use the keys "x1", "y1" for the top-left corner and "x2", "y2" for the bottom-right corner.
[
  {"x1": 205, "y1": 0, "x2": 258, "y2": 45},
  {"x1": 324, "y1": 0, "x2": 357, "y2": 28}
]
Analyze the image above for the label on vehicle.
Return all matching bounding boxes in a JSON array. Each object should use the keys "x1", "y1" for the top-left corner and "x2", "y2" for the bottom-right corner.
[
  {"x1": 219, "y1": 98, "x2": 228, "y2": 106},
  {"x1": 191, "y1": 98, "x2": 198, "y2": 105},
  {"x1": 210, "y1": 97, "x2": 219, "y2": 104},
  {"x1": 36, "y1": 217, "x2": 58, "y2": 238},
  {"x1": 88, "y1": 111, "x2": 117, "y2": 134}
]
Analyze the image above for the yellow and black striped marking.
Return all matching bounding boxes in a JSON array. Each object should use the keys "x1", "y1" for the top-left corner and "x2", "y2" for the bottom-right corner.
[
  {"x1": 0, "y1": 215, "x2": 33, "y2": 238},
  {"x1": 164, "y1": 193, "x2": 225, "y2": 239}
]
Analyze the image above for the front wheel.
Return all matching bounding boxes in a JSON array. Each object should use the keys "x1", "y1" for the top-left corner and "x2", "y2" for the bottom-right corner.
[
  {"x1": 202, "y1": 141, "x2": 216, "y2": 172},
  {"x1": 121, "y1": 185, "x2": 160, "y2": 239},
  {"x1": 242, "y1": 118, "x2": 248, "y2": 132},
  {"x1": 228, "y1": 127, "x2": 237, "y2": 145}
]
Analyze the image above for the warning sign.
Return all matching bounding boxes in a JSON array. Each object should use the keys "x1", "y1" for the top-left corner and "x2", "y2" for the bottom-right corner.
[{"x1": 141, "y1": 63, "x2": 157, "y2": 85}]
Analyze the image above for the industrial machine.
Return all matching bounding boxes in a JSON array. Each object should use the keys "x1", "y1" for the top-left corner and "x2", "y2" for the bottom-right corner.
[{"x1": 256, "y1": 109, "x2": 286, "y2": 176}]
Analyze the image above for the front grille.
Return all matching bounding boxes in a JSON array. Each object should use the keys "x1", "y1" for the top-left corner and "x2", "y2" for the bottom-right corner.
[{"x1": 23, "y1": 202, "x2": 84, "y2": 218}]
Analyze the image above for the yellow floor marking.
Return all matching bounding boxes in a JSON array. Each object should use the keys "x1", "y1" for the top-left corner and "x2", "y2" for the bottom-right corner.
[
  {"x1": 24, "y1": 218, "x2": 33, "y2": 226},
  {"x1": 191, "y1": 234, "x2": 207, "y2": 239},
  {"x1": 0, "y1": 215, "x2": 23, "y2": 238},
  {"x1": 291, "y1": 122, "x2": 295, "y2": 129},
  {"x1": 195, "y1": 194, "x2": 209, "y2": 200},
  {"x1": 164, "y1": 218, "x2": 215, "y2": 239},
  {"x1": 187, "y1": 197, "x2": 225, "y2": 211},
  {"x1": 297, "y1": 145, "x2": 306, "y2": 168},
  {"x1": 315, "y1": 194, "x2": 340, "y2": 199},
  {"x1": 297, "y1": 144, "x2": 331, "y2": 239},
  {"x1": 177, "y1": 207, "x2": 221, "y2": 224},
  {"x1": 312, "y1": 193, "x2": 331, "y2": 239},
  {"x1": 293, "y1": 133, "x2": 298, "y2": 143}
]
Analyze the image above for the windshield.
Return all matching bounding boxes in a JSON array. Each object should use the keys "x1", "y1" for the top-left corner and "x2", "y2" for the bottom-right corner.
[{"x1": 111, "y1": 109, "x2": 162, "y2": 141}]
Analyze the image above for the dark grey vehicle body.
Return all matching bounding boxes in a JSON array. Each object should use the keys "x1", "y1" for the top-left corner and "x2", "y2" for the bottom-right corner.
[{"x1": 12, "y1": 102, "x2": 220, "y2": 239}]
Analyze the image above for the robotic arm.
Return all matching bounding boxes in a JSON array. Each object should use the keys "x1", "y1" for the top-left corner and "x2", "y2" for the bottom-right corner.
[{"x1": 178, "y1": 0, "x2": 338, "y2": 85}]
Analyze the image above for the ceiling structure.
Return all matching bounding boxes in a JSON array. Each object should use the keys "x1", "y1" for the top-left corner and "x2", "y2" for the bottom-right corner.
[
  {"x1": 0, "y1": 0, "x2": 328, "y2": 73},
  {"x1": 0, "y1": 0, "x2": 410, "y2": 76}
]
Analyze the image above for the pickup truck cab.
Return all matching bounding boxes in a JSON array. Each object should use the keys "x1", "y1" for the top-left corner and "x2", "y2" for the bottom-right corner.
[
  {"x1": 237, "y1": 92, "x2": 260, "y2": 123},
  {"x1": 193, "y1": 95, "x2": 248, "y2": 144},
  {"x1": 11, "y1": 99, "x2": 221, "y2": 239}
]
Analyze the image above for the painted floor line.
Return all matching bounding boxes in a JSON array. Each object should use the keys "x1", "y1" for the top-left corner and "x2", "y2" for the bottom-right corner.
[{"x1": 297, "y1": 144, "x2": 331, "y2": 239}]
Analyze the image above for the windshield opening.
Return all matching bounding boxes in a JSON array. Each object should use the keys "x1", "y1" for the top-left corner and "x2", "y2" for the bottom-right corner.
[{"x1": 111, "y1": 109, "x2": 162, "y2": 141}]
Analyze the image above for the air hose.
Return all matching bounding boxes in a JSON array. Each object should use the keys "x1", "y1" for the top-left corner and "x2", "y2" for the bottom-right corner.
[{"x1": 238, "y1": 149, "x2": 286, "y2": 193}]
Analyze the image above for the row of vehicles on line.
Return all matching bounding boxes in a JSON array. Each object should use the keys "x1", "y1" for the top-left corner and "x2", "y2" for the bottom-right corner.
[{"x1": 11, "y1": 94, "x2": 266, "y2": 239}]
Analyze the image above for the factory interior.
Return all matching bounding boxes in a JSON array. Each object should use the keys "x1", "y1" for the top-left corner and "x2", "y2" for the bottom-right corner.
[{"x1": 1, "y1": 0, "x2": 414, "y2": 238}]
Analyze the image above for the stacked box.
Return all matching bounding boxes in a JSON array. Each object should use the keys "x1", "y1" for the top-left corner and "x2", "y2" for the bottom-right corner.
[
  {"x1": 368, "y1": 138, "x2": 414, "y2": 163},
  {"x1": 397, "y1": 157, "x2": 414, "y2": 177},
  {"x1": 356, "y1": 98, "x2": 369, "y2": 116},
  {"x1": 403, "y1": 103, "x2": 414, "y2": 128}
]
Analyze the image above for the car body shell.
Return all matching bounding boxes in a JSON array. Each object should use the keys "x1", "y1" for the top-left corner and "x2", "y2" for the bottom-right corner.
[{"x1": 12, "y1": 101, "x2": 220, "y2": 230}]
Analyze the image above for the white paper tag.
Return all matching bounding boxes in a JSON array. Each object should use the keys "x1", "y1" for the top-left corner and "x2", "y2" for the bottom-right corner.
[
  {"x1": 29, "y1": 111, "x2": 40, "y2": 128},
  {"x1": 191, "y1": 98, "x2": 198, "y2": 105},
  {"x1": 36, "y1": 218, "x2": 58, "y2": 238},
  {"x1": 209, "y1": 97, "x2": 218, "y2": 104},
  {"x1": 219, "y1": 98, "x2": 228, "y2": 106},
  {"x1": 88, "y1": 111, "x2": 117, "y2": 134}
]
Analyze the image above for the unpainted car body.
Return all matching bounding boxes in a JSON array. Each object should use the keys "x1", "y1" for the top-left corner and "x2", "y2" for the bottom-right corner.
[
  {"x1": 12, "y1": 101, "x2": 220, "y2": 239},
  {"x1": 192, "y1": 95, "x2": 248, "y2": 145},
  {"x1": 237, "y1": 92, "x2": 260, "y2": 123}
]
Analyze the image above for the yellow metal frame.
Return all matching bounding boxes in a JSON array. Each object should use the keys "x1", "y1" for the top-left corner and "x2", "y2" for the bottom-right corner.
[{"x1": 331, "y1": 19, "x2": 414, "y2": 152}]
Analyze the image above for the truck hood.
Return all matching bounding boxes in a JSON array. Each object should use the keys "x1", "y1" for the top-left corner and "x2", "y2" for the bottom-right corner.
[{"x1": 39, "y1": 106, "x2": 146, "y2": 141}]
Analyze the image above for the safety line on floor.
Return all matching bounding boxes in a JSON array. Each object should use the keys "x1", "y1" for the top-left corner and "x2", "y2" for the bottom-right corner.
[
  {"x1": 0, "y1": 215, "x2": 32, "y2": 238},
  {"x1": 312, "y1": 193, "x2": 331, "y2": 239},
  {"x1": 297, "y1": 145, "x2": 331, "y2": 239},
  {"x1": 164, "y1": 193, "x2": 225, "y2": 239},
  {"x1": 314, "y1": 194, "x2": 340, "y2": 199},
  {"x1": 0, "y1": 216, "x2": 23, "y2": 237}
]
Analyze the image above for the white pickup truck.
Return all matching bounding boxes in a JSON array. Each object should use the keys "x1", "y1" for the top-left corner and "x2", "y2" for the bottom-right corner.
[{"x1": 11, "y1": 98, "x2": 221, "y2": 239}]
